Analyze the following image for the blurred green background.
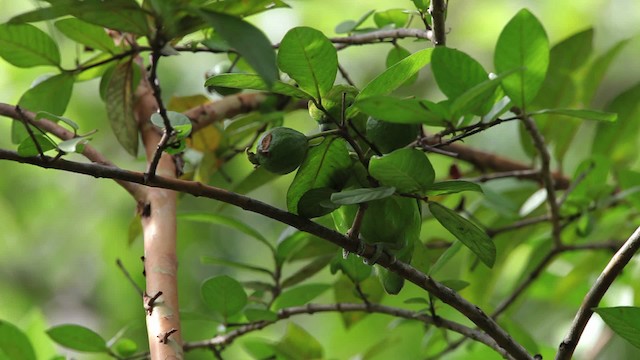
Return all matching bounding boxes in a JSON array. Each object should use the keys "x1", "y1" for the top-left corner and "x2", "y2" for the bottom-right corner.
[{"x1": 0, "y1": 0, "x2": 639, "y2": 359}]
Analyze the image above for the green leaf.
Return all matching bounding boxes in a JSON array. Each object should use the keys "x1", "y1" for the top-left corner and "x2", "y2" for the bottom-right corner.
[
  {"x1": 10, "y1": 0, "x2": 149, "y2": 35},
  {"x1": 297, "y1": 187, "x2": 340, "y2": 218},
  {"x1": 592, "y1": 83, "x2": 640, "y2": 164},
  {"x1": 333, "y1": 275, "x2": 384, "y2": 328},
  {"x1": 199, "y1": 10, "x2": 278, "y2": 87},
  {"x1": 428, "y1": 202, "x2": 495, "y2": 268},
  {"x1": 425, "y1": 181, "x2": 483, "y2": 196},
  {"x1": 432, "y1": 47, "x2": 488, "y2": 101},
  {"x1": 281, "y1": 255, "x2": 334, "y2": 288},
  {"x1": 272, "y1": 284, "x2": 330, "y2": 310},
  {"x1": 429, "y1": 240, "x2": 463, "y2": 275},
  {"x1": 274, "y1": 323, "x2": 323, "y2": 360},
  {"x1": 150, "y1": 111, "x2": 192, "y2": 139},
  {"x1": 275, "y1": 230, "x2": 309, "y2": 265},
  {"x1": 105, "y1": 60, "x2": 138, "y2": 156},
  {"x1": 57, "y1": 136, "x2": 90, "y2": 153},
  {"x1": 441, "y1": 279, "x2": 470, "y2": 292},
  {"x1": 330, "y1": 186, "x2": 396, "y2": 205},
  {"x1": 202, "y1": 275, "x2": 248, "y2": 318},
  {"x1": 335, "y1": 10, "x2": 375, "y2": 34},
  {"x1": 18, "y1": 73, "x2": 75, "y2": 116},
  {"x1": 354, "y1": 96, "x2": 445, "y2": 126},
  {"x1": 331, "y1": 252, "x2": 372, "y2": 283},
  {"x1": 0, "y1": 320, "x2": 36, "y2": 360},
  {"x1": 369, "y1": 148, "x2": 435, "y2": 194},
  {"x1": 54, "y1": 18, "x2": 118, "y2": 54},
  {"x1": 244, "y1": 309, "x2": 278, "y2": 322},
  {"x1": 386, "y1": 46, "x2": 417, "y2": 86},
  {"x1": 582, "y1": 39, "x2": 630, "y2": 105},
  {"x1": 356, "y1": 48, "x2": 433, "y2": 102},
  {"x1": 203, "y1": 0, "x2": 290, "y2": 17},
  {"x1": 205, "y1": 74, "x2": 312, "y2": 99},
  {"x1": 0, "y1": 24, "x2": 60, "y2": 68},
  {"x1": 17, "y1": 134, "x2": 57, "y2": 156},
  {"x1": 178, "y1": 212, "x2": 274, "y2": 253},
  {"x1": 374, "y1": 9, "x2": 408, "y2": 29},
  {"x1": 243, "y1": 338, "x2": 278, "y2": 360},
  {"x1": 494, "y1": 9, "x2": 549, "y2": 108},
  {"x1": 449, "y1": 69, "x2": 518, "y2": 118},
  {"x1": 46, "y1": 325, "x2": 107, "y2": 353},
  {"x1": 277, "y1": 27, "x2": 337, "y2": 100},
  {"x1": 201, "y1": 256, "x2": 273, "y2": 275},
  {"x1": 594, "y1": 307, "x2": 640, "y2": 350},
  {"x1": 34, "y1": 111, "x2": 79, "y2": 131},
  {"x1": 286, "y1": 137, "x2": 352, "y2": 214},
  {"x1": 412, "y1": 0, "x2": 430, "y2": 11},
  {"x1": 112, "y1": 338, "x2": 137, "y2": 357},
  {"x1": 530, "y1": 108, "x2": 617, "y2": 122}
]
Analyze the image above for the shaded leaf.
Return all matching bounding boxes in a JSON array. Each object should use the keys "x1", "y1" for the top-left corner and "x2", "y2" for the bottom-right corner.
[
  {"x1": 297, "y1": 187, "x2": 340, "y2": 218},
  {"x1": 428, "y1": 202, "x2": 495, "y2": 267},
  {"x1": 274, "y1": 323, "x2": 323, "y2": 360},
  {"x1": 424, "y1": 181, "x2": 482, "y2": 196},
  {"x1": 277, "y1": 27, "x2": 337, "y2": 100},
  {"x1": 17, "y1": 134, "x2": 57, "y2": 157},
  {"x1": 150, "y1": 111, "x2": 192, "y2": 139},
  {"x1": 34, "y1": 111, "x2": 79, "y2": 130},
  {"x1": 272, "y1": 284, "x2": 330, "y2": 310},
  {"x1": 449, "y1": 69, "x2": 518, "y2": 118},
  {"x1": 331, "y1": 253, "x2": 372, "y2": 283},
  {"x1": 428, "y1": 240, "x2": 462, "y2": 275},
  {"x1": 244, "y1": 309, "x2": 278, "y2": 322},
  {"x1": 19, "y1": 73, "x2": 75, "y2": 116},
  {"x1": 0, "y1": 23, "x2": 60, "y2": 67},
  {"x1": 199, "y1": 10, "x2": 278, "y2": 87},
  {"x1": 105, "y1": 61, "x2": 138, "y2": 156},
  {"x1": 281, "y1": 255, "x2": 334, "y2": 288},
  {"x1": 432, "y1": 47, "x2": 488, "y2": 102},
  {"x1": 369, "y1": 148, "x2": 435, "y2": 193},
  {"x1": 0, "y1": 320, "x2": 36, "y2": 360},
  {"x1": 46, "y1": 325, "x2": 107, "y2": 353},
  {"x1": 531, "y1": 108, "x2": 617, "y2": 122},
  {"x1": 582, "y1": 39, "x2": 630, "y2": 105},
  {"x1": 335, "y1": 10, "x2": 375, "y2": 34},
  {"x1": 494, "y1": 9, "x2": 549, "y2": 108},
  {"x1": 374, "y1": 9, "x2": 408, "y2": 29},
  {"x1": 202, "y1": 275, "x2": 248, "y2": 318},
  {"x1": 386, "y1": 45, "x2": 417, "y2": 86},
  {"x1": 205, "y1": 74, "x2": 312, "y2": 99},
  {"x1": 286, "y1": 137, "x2": 352, "y2": 214},
  {"x1": 331, "y1": 186, "x2": 396, "y2": 205}
]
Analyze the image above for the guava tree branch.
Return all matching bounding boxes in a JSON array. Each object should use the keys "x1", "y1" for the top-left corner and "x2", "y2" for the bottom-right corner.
[
  {"x1": 556, "y1": 225, "x2": 640, "y2": 360},
  {"x1": 184, "y1": 303, "x2": 512, "y2": 359},
  {"x1": 429, "y1": 0, "x2": 448, "y2": 46},
  {"x1": 0, "y1": 103, "x2": 144, "y2": 199},
  {"x1": 329, "y1": 28, "x2": 433, "y2": 47},
  {"x1": 520, "y1": 114, "x2": 563, "y2": 246},
  {"x1": 0, "y1": 149, "x2": 533, "y2": 360}
]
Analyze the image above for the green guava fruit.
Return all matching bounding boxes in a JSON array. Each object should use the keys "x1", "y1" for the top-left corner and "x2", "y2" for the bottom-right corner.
[
  {"x1": 249, "y1": 127, "x2": 309, "y2": 174},
  {"x1": 308, "y1": 85, "x2": 359, "y2": 128},
  {"x1": 206, "y1": 61, "x2": 242, "y2": 96},
  {"x1": 365, "y1": 117, "x2": 420, "y2": 154}
]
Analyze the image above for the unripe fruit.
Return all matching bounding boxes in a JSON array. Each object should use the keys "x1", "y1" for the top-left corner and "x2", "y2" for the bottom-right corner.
[
  {"x1": 308, "y1": 85, "x2": 359, "y2": 127},
  {"x1": 248, "y1": 127, "x2": 309, "y2": 174},
  {"x1": 365, "y1": 117, "x2": 419, "y2": 154}
]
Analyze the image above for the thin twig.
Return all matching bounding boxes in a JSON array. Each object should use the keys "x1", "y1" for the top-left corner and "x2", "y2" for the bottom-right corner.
[
  {"x1": 556, "y1": 225, "x2": 640, "y2": 360},
  {"x1": 145, "y1": 50, "x2": 174, "y2": 179},
  {"x1": 338, "y1": 63, "x2": 356, "y2": 87},
  {"x1": 520, "y1": 114, "x2": 563, "y2": 247},
  {"x1": 465, "y1": 169, "x2": 541, "y2": 184},
  {"x1": 116, "y1": 259, "x2": 144, "y2": 296},
  {"x1": 184, "y1": 303, "x2": 511, "y2": 359}
]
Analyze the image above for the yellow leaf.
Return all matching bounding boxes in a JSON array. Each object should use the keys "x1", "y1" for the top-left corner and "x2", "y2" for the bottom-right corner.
[
  {"x1": 167, "y1": 94, "x2": 210, "y2": 112},
  {"x1": 187, "y1": 125, "x2": 222, "y2": 152}
]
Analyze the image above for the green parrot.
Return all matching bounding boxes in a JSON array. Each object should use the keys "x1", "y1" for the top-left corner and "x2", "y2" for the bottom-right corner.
[{"x1": 332, "y1": 195, "x2": 422, "y2": 294}]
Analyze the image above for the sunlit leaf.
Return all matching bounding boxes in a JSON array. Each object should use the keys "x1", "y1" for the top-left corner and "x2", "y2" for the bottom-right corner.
[
  {"x1": 494, "y1": 9, "x2": 549, "y2": 108},
  {"x1": 424, "y1": 181, "x2": 482, "y2": 196},
  {"x1": 374, "y1": 9, "x2": 408, "y2": 29},
  {"x1": 19, "y1": 74, "x2": 74, "y2": 116},
  {"x1": 0, "y1": 320, "x2": 36, "y2": 360},
  {"x1": 205, "y1": 74, "x2": 313, "y2": 99},
  {"x1": 594, "y1": 307, "x2": 640, "y2": 350},
  {"x1": 278, "y1": 27, "x2": 337, "y2": 100},
  {"x1": 330, "y1": 186, "x2": 396, "y2": 205},
  {"x1": 0, "y1": 23, "x2": 60, "y2": 68},
  {"x1": 17, "y1": 134, "x2": 57, "y2": 157},
  {"x1": 54, "y1": 18, "x2": 118, "y2": 53},
  {"x1": 354, "y1": 96, "x2": 445, "y2": 126},
  {"x1": 531, "y1": 108, "x2": 617, "y2": 122}
]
